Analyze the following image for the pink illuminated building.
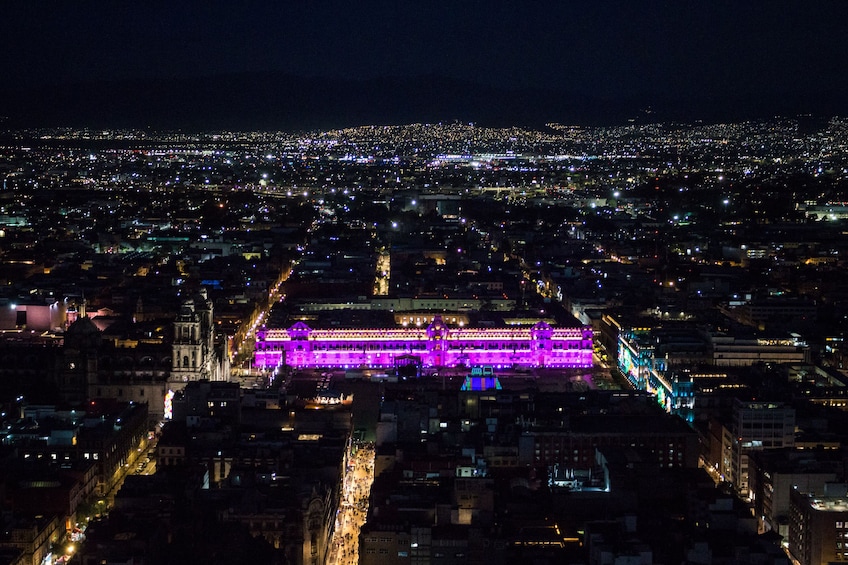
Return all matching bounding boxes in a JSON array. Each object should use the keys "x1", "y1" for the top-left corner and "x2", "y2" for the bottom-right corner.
[{"x1": 254, "y1": 315, "x2": 593, "y2": 370}]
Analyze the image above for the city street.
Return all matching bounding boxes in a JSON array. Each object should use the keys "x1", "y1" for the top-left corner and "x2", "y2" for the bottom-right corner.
[{"x1": 327, "y1": 442, "x2": 375, "y2": 565}]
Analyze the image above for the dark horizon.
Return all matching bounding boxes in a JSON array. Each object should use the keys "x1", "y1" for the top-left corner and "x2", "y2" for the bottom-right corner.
[
  {"x1": 3, "y1": 1, "x2": 848, "y2": 131},
  {"x1": 1, "y1": 70, "x2": 845, "y2": 133}
]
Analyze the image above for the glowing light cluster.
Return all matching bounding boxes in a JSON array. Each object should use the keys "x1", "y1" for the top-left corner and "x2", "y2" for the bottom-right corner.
[{"x1": 163, "y1": 389, "x2": 175, "y2": 420}]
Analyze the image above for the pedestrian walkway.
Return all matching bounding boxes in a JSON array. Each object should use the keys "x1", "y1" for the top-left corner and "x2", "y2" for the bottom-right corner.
[{"x1": 327, "y1": 441, "x2": 375, "y2": 565}]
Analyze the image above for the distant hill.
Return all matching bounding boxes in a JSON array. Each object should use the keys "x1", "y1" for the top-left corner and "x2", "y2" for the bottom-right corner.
[{"x1": 0, "y1": 72, "x2": 843, "y2": 131}]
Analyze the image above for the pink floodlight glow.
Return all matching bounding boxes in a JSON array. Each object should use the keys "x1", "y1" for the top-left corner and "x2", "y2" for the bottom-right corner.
[{"x1": 254, "y1": 316, "x2": 593, "y2": 370}]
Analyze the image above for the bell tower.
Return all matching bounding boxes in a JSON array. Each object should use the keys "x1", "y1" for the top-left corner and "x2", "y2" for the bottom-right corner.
[{"x1": 171, "y1": 289, "x2": 218, "y2": 383}]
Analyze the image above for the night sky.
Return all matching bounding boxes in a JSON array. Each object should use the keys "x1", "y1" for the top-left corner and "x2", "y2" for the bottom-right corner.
[{"x1": 2, "y1": 1, "x2": 848, "y2": 129}]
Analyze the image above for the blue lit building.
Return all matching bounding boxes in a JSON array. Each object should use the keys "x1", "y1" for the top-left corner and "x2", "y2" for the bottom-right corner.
[
  {"x1": 460, "y1": 366, "x2": 503, "y2": 391},
  {"x1": 617, "y1": 327, "x2": 696, "y2": 422},
  {"x1": 617, "y1": 326, "x2": 653, "y2": 392}
]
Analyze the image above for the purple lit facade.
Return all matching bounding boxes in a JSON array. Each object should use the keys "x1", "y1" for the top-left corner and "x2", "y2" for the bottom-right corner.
[{"x1": 254, "y1": 316, "x2": 593, "y2": 370}]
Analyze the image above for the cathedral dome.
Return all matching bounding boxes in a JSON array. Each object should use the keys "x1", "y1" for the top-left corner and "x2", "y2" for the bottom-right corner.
[{"x1": 65, "y1": 316, "x2": 102, "y2": 350}]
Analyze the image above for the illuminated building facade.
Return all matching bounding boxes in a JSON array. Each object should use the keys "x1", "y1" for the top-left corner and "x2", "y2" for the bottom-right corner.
[
  {"x1": 254, "y1": 316, "x2": 593, "y2": 370},
  {"x1": 617, "y1": 328, "x2": 695, "y2": 421},
  {"x1": 171, "y1": 289, "x2": 219, "y2": 382},
  {"x1": 610, "y1": 313, "x2": 810, "y2": 424}
]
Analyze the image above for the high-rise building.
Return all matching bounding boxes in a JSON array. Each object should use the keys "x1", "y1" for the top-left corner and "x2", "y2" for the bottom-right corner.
[{"x1": 727, "y1": 400, "x2": 796, "y2": 498}]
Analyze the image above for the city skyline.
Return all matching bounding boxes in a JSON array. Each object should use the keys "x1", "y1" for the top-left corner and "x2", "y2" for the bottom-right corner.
[
  {"x1": 1, "y1": 112, "x2": 848, "y2": 564},
  {"x1": 2, "y1": 4, "x2": 848, "y2": 560}
]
